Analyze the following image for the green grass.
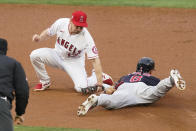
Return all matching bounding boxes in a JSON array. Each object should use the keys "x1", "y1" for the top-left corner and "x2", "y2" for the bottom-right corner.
[
  {"x1": 14, "y1": 125, "x2": 100, "y2": 131},
  {"x1": 0, "y1": 0, "x2": 196, "y2": 8}
]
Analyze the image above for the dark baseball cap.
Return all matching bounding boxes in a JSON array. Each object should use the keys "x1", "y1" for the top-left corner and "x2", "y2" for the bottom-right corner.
[
  {"x1": 0, "y1": 38, "x2": 7, "y2": 55},
  {"x1": 71, "y1": 11, "x2": 88, "y2": 27}
]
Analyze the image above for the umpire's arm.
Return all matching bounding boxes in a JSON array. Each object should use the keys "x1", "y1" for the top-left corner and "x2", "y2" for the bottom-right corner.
[{"x1": 13, "y1": 62, "x2": 29, "y2": 116}]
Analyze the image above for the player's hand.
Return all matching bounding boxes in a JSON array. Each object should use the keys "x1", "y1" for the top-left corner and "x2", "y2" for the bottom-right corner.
[
  {"x1": 14, "y1": 115, "x2": 24, "y2": 125},
  {"x1": 96, "y1": 83, "x2": 104, "y2": 92},
  {"x1": 97, "y1": 86, "x2": 103, "y2": 92},
  {"x1": 32, "y1": 34, "x2": 40, "y2": 42}
]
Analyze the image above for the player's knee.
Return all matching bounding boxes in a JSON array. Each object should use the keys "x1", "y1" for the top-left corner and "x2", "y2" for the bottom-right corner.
[
  {"x1": 101, "y1": 100, "x2": 117, "y2": 109},
  {"x1": 74, "y1": 83, "x2": 87, "y2": 93},
  {"x1": 75, "y1": 87, "x2": 81, "y2": 93},
  {"x1": 29, "y1": 50, "x2": 37, "y2": 61},
  {"x1": 107, "y1": 101, "x2": 118, "y2": 109},
  {"x1": 30, "y1": 50, "x2": 41, "y2": 63},
  {"x1": 74, "y1": 85, "x2": 82, "y2": 93}
]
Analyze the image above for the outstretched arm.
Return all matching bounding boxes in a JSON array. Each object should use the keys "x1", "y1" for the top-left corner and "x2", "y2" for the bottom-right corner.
[
  {"x1": 91, "y1": 57, "x2": 103, "y2": 91},
  {"x1": 32, "y1": 28, "x2": 51, "y2": 42}
]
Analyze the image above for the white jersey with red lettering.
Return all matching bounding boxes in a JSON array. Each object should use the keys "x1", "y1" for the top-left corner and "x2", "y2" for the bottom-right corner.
[
  {"x1": 30, "y1": 18, "x2": 107, "y2": 92},
  {"x1": 48, "y1": 18, "x2": 98, "y2": 60}
]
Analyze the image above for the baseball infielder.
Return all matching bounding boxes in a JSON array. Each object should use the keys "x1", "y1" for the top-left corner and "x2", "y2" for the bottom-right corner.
[
  {"x1": 30, "y1": 11, "x2": 113, "y2": 92},
  {"x1": 77, "y1": 57, "x2": 186, "y2": 116}
]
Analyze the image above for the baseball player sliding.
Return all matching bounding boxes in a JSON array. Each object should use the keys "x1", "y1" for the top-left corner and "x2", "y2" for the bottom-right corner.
[
  {"x1": 30, "y1": 11, "x2": 113, "y2": 92},
  {"x1": 77, "y1": 57, "x2": 186, "y2": 116}
]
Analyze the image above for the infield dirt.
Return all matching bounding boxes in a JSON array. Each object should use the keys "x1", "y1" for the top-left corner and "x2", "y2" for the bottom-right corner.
[{"x1": 0, "y1": 4, "x2": 195, "y2": 131}]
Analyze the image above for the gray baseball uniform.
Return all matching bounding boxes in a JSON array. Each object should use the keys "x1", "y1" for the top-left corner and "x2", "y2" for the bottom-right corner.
[{"x1": 97, "y1": 72, "x2": 173, "y2": 109}]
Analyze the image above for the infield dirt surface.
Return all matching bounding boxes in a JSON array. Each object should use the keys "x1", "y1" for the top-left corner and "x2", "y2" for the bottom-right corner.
[{"x1": 0, "y1": 4, "x2": 196, "y2": 131}]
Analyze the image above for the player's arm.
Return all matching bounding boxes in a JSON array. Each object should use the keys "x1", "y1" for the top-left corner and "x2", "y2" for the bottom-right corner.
[
  {"x1": 32, "y1": 28, "x2": 52, "y2": 42},
  {"x1": 91, "y1": 57, "x2": 103, "y2": 91},
  {"x1": 32, "y1": 18, "x2": 63, "y2": 42}
]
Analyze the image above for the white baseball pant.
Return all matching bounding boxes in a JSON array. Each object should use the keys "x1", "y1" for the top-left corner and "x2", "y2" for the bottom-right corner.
[{"x1": 30, "y1": 48, "x2": 98, "y2": 92}]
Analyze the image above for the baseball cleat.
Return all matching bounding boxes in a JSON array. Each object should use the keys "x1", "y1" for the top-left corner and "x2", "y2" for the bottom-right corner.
[
  {"x1": 77, "y1": 94, "x2": 98, "y2": 116},
  {"x1": 33, "y1": 82, "x2": 51, "y2": 91},
  {"x1": 170, "y1": 69, "x2": 186, "y2": 90}
]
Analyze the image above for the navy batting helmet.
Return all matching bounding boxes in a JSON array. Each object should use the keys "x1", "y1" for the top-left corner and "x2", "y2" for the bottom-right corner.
[{"x1": 136, "y1": 57, "x2": 155, "y2": 73}]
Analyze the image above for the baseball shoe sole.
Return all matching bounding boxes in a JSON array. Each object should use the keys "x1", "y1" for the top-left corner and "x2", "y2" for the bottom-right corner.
[
  {"x1": 170, "y1": 69, "x2": 186, "y2": 90},
  {"x1": 77, "y1": 94, "x2": 98, "y2": 116}
]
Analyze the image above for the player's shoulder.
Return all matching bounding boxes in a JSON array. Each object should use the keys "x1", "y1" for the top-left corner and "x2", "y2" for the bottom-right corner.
[
  {"x1": 54, "y1": 18, "x2": 70, "y2": 25},
  {"x1": 148, "y1": 75, "x2": 160, "y2": 81},
  {"x1": 142, "y1": 73, "x2": 160, "y2": 80},
  {"x1": 81, "y1": 28, "x2": 88, "y2": 34},
  {"x1": 57, "y1": 18, "x2": 69, "y2": 21},
  {"x1": 82, "y1": 28, "x2": 93, "y2": 38},
  {"x1": 130, "y1": 72, "x2": 160, "y2": 80}
]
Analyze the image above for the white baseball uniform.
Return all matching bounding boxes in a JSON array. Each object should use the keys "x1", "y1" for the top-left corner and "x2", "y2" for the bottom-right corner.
[{"x1": 30, "y1": 18, "x2": 104, "y2": 92}]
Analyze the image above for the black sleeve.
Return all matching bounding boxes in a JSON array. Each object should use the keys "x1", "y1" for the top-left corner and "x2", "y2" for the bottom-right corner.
[{"x1": 13, "y1": 62, "x2": 29, "y2": 116}]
